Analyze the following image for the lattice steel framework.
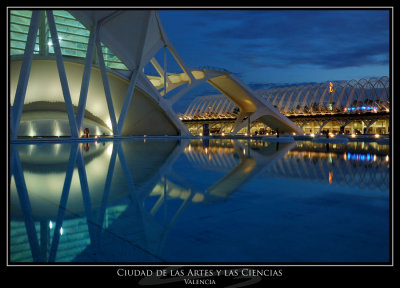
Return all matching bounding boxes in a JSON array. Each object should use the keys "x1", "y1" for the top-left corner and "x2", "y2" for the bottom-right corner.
[
  {"x1": 180, "y1": 94, "x2": 239, "y2": 120},
  {"x1": 181, "y1": 77, "x2": 390, "y2": 120},
  {"x1": 257, "y1": 76, "x2": 390, "y2": 115}
]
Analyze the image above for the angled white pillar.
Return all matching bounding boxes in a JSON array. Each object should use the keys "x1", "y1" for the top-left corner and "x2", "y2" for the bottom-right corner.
[
  {"x1": 283, "y1": 88, "x2": 298, "y2": 113},
  {"x1": 217, "y1": 99, "x2": 230, "y2": 115},
  {"x1": 163, "y1": 45, "x2": 167, "y2": 97},
  {"x1": 76, "y1": 25, "x2": 98, "y2": 134},
  {"x1": 299, "y1": 87, "x2": 313, "y2": 112},
  {"x1": 117, "y1": 13, "x2": 152, "y2": 135},
  {"x1": 317, "y1": 86, "x2": 330, "y2": 108},
  {"x1": 335, "y1": 85, "x2": 348, "y2": 110},
  {"x1": 11, "y1": 10, "x2": 40, "y2": 140},
  {"x1": 187, "y1": 97, "x2": 202, "y2": 118},
  {"x1": 117, "y1": 68, "x2": 139, "y2": 134},
  {"x1": 309, "y1": 85, "x2": 322, "y2": 113},
  {"x1": 168, "y1": 71, "x2": 219, "y2": 106},
  {"x1": 96, "y1": 40, "x2": 119, "y2": 136},
  {"x1": 214, "y1": 98, "x2": 225, "y2": 116},
  {"x1": 46, "y1": 10, "x2": 79, "y2": 138}
]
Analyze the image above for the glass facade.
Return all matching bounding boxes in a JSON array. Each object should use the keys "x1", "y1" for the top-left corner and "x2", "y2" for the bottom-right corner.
[{"x1": 9, "y1": 9, "x2": 128, "y2": 70}]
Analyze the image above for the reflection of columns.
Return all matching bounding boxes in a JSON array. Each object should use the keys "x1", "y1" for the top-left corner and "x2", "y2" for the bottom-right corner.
[
  {"x1": 40, "y1": 220, "x2": 49, "y2": 261},
  {"x1": 49, "y1": 143, "x2": 79, "y2": 261},
  {"x1": 12, "y1": 140, "x2": 172, "y2": 262},
  {"x1": 76, "y1": 147, "x2": 97, "y2": 247},
  {"x1": 11, "y1": 148, "x2": 42, "y2": 261},
  {"x1": 248, "y1": 114, "x2": 250, "y2": 134},
  {"x1": 12, "y1": 142, "x2": 101, "y2": 262},
  {"x1": 97, "y1": 142, "x2": 118, "y2": 232}
]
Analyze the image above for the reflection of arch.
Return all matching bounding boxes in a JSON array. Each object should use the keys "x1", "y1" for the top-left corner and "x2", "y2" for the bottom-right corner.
[
  {"x1": 204, "y1": 140, "x2": 296, "y2": 199},
  {"x1": 261, "y1": 147, "x2": 389, "y2": 191},
  {"x1": 10, "y1": 138, "x2": 390, "y2": 262}
]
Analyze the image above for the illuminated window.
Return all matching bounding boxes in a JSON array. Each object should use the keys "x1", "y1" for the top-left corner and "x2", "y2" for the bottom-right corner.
[{"x1": 9, "y1": 9, "x2": 128, "y2": 70}]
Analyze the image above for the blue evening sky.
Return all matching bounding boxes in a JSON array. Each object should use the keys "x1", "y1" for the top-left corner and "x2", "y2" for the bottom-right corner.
[{"x1": 158, "y1": 9, "x2": 390, "y2": 86}]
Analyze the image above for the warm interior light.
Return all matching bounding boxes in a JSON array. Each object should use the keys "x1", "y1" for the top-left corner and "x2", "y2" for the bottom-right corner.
[{"x1": 329, "y1": 82, "x2": 334, "y2": 93}]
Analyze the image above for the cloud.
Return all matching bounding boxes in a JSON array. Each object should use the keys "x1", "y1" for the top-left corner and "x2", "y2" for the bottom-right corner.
[
  {"x1": 159, "y1": 9, "x2": 390, "y2": 85},
  {"x1": 195, "y1": 10, "x2": 389, "y2": 70}
]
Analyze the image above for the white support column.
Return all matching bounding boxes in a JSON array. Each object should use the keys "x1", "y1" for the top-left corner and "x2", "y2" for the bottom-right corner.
[
  {"x1": 168, "y1": 71, "x2": 220, "y2": 106},
  {"x1": 283, "y1": 88, "x2": 298, "y2": 113},
  {"x1": 217, "y1": 99, "x2": 229, "y2": 115},
  {"x1": 345, "y1": 86, "x2": 356, "y2": 108},
  {"x1": 46, "y1": 10, "x2": 79, "y2": 138},
  {"x1": 163, "y1": 45, "x2": 167, "y2": 97},
  {"x1": 309, "y1": 85, "x2": 322, "y2": 113},
  {"x1": 300, "y1": 89, "x2": 312, "y2": 112},
  {"x1": 187, "y1": 97, "x2": 202, "y2": 118},
  {"x1": 76, "y1": 25, "x2": 98, "y2": 134},
  {"x1": 117, "y1": 68, "x2": 139, "y2": 134},
  {"x1": 183, "y1": 100, "x2": 197, "y2": 118},
  {"x1": 11, "y1": 10, "x2": 40, "y2": 139},
  {"x1": 335, "y1": 85, "x2": 347, "y2": 110},
  {"x1": 197, "y1": 98, "x2": 209, "y2": 117},
  {"x1": 318, "y1": 86, "x2": 329, "y2": 109},
  {"x1": 213, "y1": 98, "x2": 224, "y2": 116},
  {"x1": 116, "y1": 12, "x2": 152, "y2": 135},
  {"x1": 277, "y1": 88, "x2": 291, "y2": 110},
  {"x1": 96, "y1": 40, "x2": 119, "y2": 136}
]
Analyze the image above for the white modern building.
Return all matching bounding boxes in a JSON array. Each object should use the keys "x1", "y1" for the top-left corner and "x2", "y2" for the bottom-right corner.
[{"x1": 9, "y1": 9, "x2": 303, "y2": 139}]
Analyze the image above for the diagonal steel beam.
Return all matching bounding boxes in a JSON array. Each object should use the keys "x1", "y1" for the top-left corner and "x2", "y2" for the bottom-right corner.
[
  {"x1": 46, "y1": 10, "x2": 79, "y2": 138},
  {"x1": 11, "y1": 10, "x2": 40, "y2": 140}
]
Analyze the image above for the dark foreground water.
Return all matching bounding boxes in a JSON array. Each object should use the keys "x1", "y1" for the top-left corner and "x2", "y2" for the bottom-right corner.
[{"x1": 9, "y1": 139, "x2": 390, "y2": 263}]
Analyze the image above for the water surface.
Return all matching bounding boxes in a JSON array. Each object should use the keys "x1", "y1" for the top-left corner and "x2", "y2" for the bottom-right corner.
[{"x1": 9, "y1": 139, "x2": 390, "y2": 263}]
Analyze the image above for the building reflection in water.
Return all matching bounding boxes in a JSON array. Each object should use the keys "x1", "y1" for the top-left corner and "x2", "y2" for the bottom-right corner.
[{"x1": 9, "y1": 139, "x2": 390, "y2": 263}]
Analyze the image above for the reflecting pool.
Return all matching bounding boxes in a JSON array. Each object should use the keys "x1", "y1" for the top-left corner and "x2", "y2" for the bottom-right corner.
[{"x1": 9, "y1": 139, "x2": 390, "y2": 263}]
